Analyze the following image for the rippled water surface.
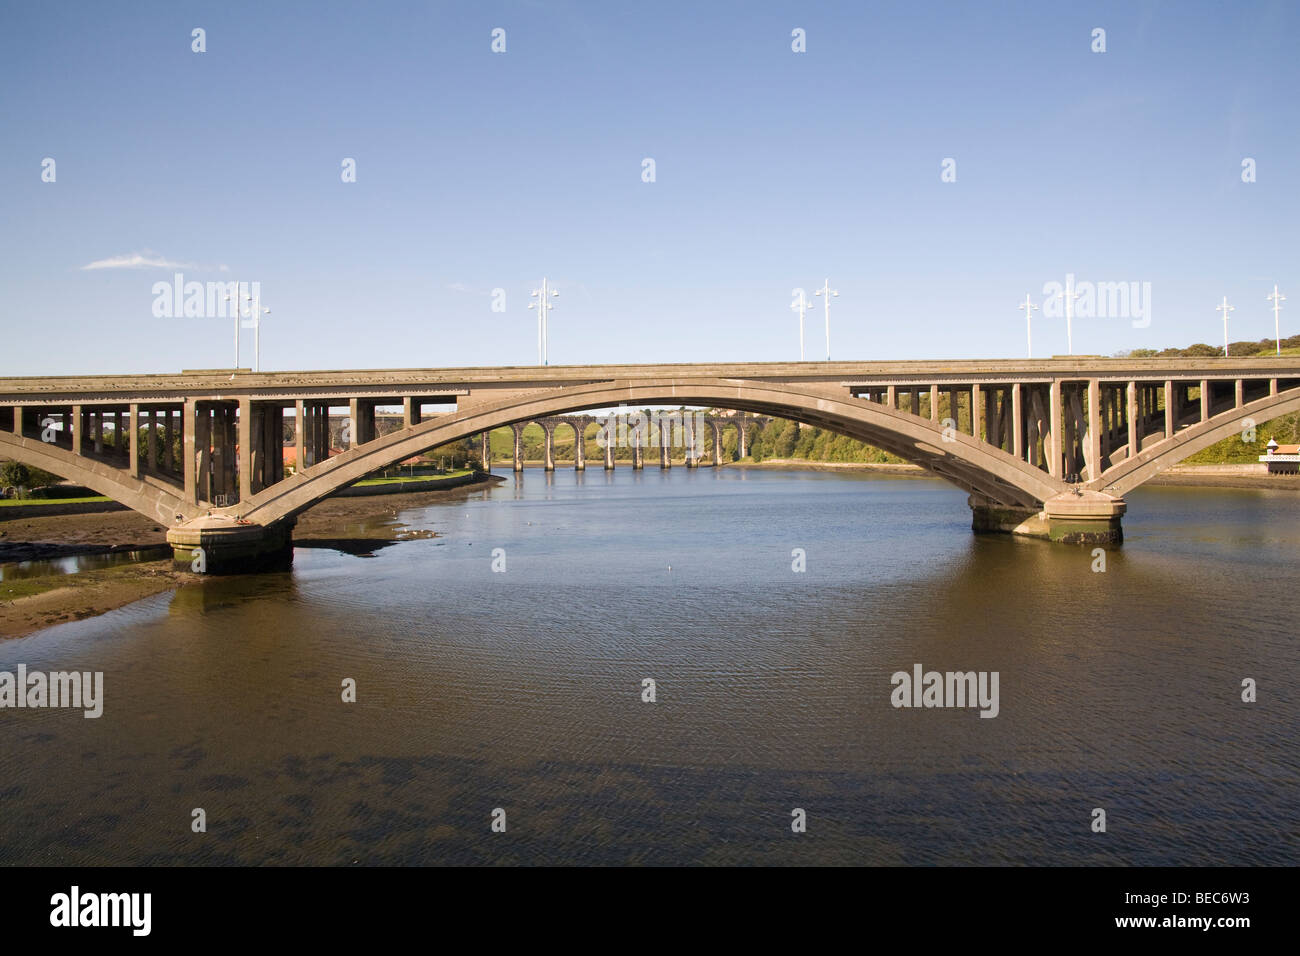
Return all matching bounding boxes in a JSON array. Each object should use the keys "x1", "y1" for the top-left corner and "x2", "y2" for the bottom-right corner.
[{"x1": 1, "y1": 468, "x2": 1297, "y2": 865}]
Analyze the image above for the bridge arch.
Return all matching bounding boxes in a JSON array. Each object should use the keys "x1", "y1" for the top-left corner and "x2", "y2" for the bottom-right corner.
[
  {"x1": 0, "y1": 431, "x2": 189, "y2": 525},
  {"x1": 235, "y1": 378, "x2": 1067, "y2": 526},
  {"x1": 1095, "y1": 389, "x2": 1300, "y2": 496}
]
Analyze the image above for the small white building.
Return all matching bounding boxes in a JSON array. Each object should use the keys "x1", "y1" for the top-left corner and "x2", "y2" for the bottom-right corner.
[{"x1": 1259, "y1": 438, "x2": 1300, "y2": 474}]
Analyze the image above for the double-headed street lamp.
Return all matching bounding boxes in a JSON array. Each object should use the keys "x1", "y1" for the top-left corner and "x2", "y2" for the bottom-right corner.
[
  {"x1": 1268, "y1": 285, "x2": 1286, "y2": 355},
  {"x1": 1217, "y1": 296, "x2": 1235, "y2": 357},
  {"x1": 814, "y1": 278, "x2": 838, "y2": 361},
  {"x1": 223, "y1": 283, "x2": 270, "y2": 371},
  {"x1": 1018, "y1": 293, "x2": 1039, "y2": 359},
  {"x1": 791, "y1": 288, "x2": 814, "y2": 360},
  {"x1": 529, "y1": 278, "x2": 558, "y2": 365}
]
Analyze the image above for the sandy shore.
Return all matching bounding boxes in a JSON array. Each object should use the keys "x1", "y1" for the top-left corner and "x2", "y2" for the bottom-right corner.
[{"x1": 0, "y1": 473, "x2": 505, "y2": 639}]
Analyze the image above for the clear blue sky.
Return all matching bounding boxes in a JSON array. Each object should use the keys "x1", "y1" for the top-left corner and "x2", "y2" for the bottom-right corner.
[{"x1": 2, "y1": 0, "x2": 1297, "y2": 375}]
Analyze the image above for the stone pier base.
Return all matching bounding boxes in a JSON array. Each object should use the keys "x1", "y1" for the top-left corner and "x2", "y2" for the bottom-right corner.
[
  {"x1": 970, "y1": 492, "x2": 1125, "y2": 545},
  {"x1": 166, "y1": 515, "x2": 295, "y2": 573}
]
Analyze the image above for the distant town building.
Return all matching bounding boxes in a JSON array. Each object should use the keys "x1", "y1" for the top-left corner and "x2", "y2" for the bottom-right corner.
[{"x1": 1259, "y1": 438, "x2": 1300, "y2": 474}]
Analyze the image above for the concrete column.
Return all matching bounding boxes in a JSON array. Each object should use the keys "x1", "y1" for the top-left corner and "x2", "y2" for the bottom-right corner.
[
  {"x1": 8, "y1": 406, "x2": 19, "y2": 436},
  {"x1": 164, "y1": 410, "x2": 175, "y2": 473},
  {"x1": 660, "y1": 421, "x2": 671, "y2": 469},
  {"x1": 971, "y1": 383, "x2": 982, "y2": 440},
  {"x1": 712, "y1": 422, "x2": 723, "y2": 465},
  {"x1": 605, "y1": 425, "x2": 616, "y2": 470},
  {"x1": 1270, "y1": 378, "x2": 1278, "y2": 396},
  {"x1": 1127, "y1": 381, "x2": 1139, "y2": 458},
  {"x1": 483, "y1": 432, "x2": 494, "y2": 472},
  {"x1": 403, "y1": 396, "x2": 419, "y2": 428},
  {"x1": 631, "y1": 426, "x2": 642, "y2": 469},
  {"x1": 930, "y1": 384, "x2": 939, "y2": 422},
  {"x1": 93, "y1": 411, "x2": 103, "y2": 454},
  {"x1": 129, "y1": 404, "x2": 140, "y2": 477},
  {"x1": 1200, "y1": 379, "x2": 1210, "y2": 422},
  {"x1": 1234, "y1": 378, "x2": 1244, "y2": 408},
  {"x1": 543, "y1": 423, "x2": 555, "y2": 471},
  {"x1": 348, "y1": 399, "x2": 360, "y2": 451},
  {"x1": 512, "y1": 423, "x2": 524, "y2": 472},
  {"x1": 145, "y1": 409, "x2": 158, "y2": 474},
  {"x1": 1164, "y1": 380, "x2": 1175, "y2": 438},
  {"x1": 737, "y1": 415, "x2": 748, "y2": 458},
  {"x1": 886, "y1": 385, "x2": 896, "y2": 409},
  {"x1": 214, "y1": 406, "x2": 229, "y2": 501},
  {"x1": 184, "y1": 399, "x2": 199, "y2": 505},
  {"x1": 1085, "y1": 380, "x2": 1101, "y2": 480},
  {"x1": 294, "y1": 400, "x2": 305, "y2": 473},
  {"x1": 1048, "y1": 380, "x2": 1062, "y2": 479},
  {"x1": 239, "y1": 400, "x2": 254, "y2": 503},
  {"x1": 71, "y1": 404, "x2": 83, "y2": 457}
]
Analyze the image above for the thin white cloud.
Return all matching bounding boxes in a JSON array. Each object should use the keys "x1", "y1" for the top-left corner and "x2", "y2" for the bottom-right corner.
[{"x1": 81, "y1": 252, "x2": 229, "y2": 272}]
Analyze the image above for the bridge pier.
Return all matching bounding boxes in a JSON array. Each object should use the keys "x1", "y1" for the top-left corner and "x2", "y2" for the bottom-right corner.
[
  {"x1": 969, "y1": 492, "x2": 1125, "y2": 545},
  {"x1": 512, "y1": 423, "x2": 524, "y2": 472},
  {"x1": 166, "y1": 517, "x2": 295, "y2": 574}
]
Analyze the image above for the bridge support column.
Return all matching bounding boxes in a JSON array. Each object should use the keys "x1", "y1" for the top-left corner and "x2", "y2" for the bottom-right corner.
[
  {"x1": 1048, "y1": 380, "x2": 1062, "y2": 478},
  {"x1": 512, "y1": 423, "x2": 524, "y2": 472},
  {"x1": 659, "y1": 423, "x2": 671, "y2": 469},
  {"x1": 737, "y1": 414, "x2": 748, "y2": 458},
  {"x1": 631, "y1": 427, "x2": 642, "y2": 469},
  {"x1": 239, "y1": 399, "x2": 254, "y2": 504},
  {"x1": 167, "y1": 517, "x2": 295, "y2": 574},
  {"x1": 129, "y1": 404, "x2": 140, "y2": 477},
  {"x1": 969, "y1": 492, "x2": 1125, "y2": 545},
  {"x1": 294, "y1": 400, "x2": 305, "y2": 473},
  {"x1": 71, "y1": 404, "x2": 83, "y2": 457},
  {"x1": 184, "y1": 399, "x2": 198, "y2": 505},
  {"x1": 711, "y1": 421, "x2": 723, "y2": 466},
  {"x1": 573, "y1": 423, "x2": 585, "y2": 471},
  {"x1": 482, "y1": 432, "x2": 492, "y2": 472},
  {"x1": 145, "y1": 408, "x2": 158, "y2": 475},
  {"x1": 543, "y1": 423, "x2": 555, "y2": 471}
]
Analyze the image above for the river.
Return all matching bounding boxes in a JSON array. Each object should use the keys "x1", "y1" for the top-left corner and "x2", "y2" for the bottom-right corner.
[{"x1": 1, "y1": 468, "x2": 1296, "y2": 865}]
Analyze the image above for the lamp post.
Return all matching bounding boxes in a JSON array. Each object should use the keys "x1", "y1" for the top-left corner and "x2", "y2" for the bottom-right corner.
[
  {"x1": 1052, "y1": 282, "x2": 1081, "y2": 355},
  {"x1": 791, "y1": 288, "x2": 814, "y2": 360},
  {"x1": 528, "y1": 278, "x2": 558, "y2": 365},
  {"x1": 1217, "y1": 296, "x2": 1235, "y2": 357},
  {"x1": 813, "y1": 278, "x2": 838, "y2": 361},
  {"x1": 1018, "y1": 293, "x2": 1039, "y2": 359},
  {"x1": 1268, "y1": 285, "x2": 1286, "y2": 355},
  {"x1": 243, "y1": 290, "x2": 270, "y2": 372},
  {"x1": 224, "y1": 283, "x2": 248, "y2": 368}
]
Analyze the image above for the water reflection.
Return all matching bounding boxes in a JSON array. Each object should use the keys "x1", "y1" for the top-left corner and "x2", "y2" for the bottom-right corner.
[{"x1": 0, "y1": 469, "x2": 1295, "y2": 866}]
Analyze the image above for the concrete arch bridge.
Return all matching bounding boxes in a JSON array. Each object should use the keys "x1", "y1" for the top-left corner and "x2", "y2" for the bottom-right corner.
[{"x1": 2, "y1": 359, "x2": 1297, "y2": 570}]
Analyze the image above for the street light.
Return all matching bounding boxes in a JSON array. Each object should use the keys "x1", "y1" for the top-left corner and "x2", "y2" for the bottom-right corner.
[
  {"x1": 243, "y1": 291, "x2": 270, "y2": 372},
  {"x1": 1018, "y1": 293, "x2": 1039, "y2": 359},
  {"x1": 528, "y1": 278, "x2": 558, "y2": 365},
  {"x1": 1217, "y1": 296, "x2": 1235, "y2": 357},
  {"x1": 224, "y1": 283, "x2": 248, "y2": 368},
  {"x1": 813, "y1": 278, "x2": 838, "y2": 361},
  {"x1": 791, "y1": 288, "x2": 814, "y2": 360},
  {"x1": 1268, "y1": 285, "x2": 1286, "y2": 355},
  {"x1": 1051, "y1": 283, "x2": 1081, "y2": 355}
]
